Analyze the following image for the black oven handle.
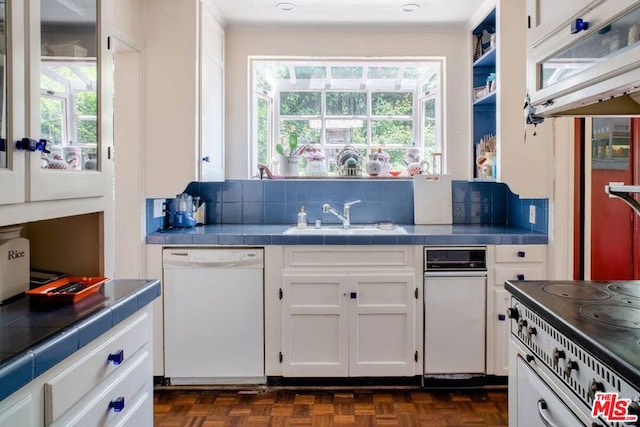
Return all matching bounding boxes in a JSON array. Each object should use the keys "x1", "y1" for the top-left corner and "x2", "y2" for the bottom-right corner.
[{"x1": 537, "y1": 399, "x2": 559, "y2": 427}]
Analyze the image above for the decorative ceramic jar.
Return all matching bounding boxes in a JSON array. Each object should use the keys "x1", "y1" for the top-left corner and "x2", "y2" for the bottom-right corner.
[
  {"x1": 366, "y1": 154, "x2": 382, "y2": 176},
  {"x1": 279, "y1": 155, "x2": 299, "y2": 176},
  {"x1": 305, "y1": 150, "x2": 327, "y2": 176}
]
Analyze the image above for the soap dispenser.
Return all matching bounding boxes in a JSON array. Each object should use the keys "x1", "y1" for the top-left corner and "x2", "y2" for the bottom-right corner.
[{"x1": 297, "y1": 206, "x2": 307, "y2": 228}]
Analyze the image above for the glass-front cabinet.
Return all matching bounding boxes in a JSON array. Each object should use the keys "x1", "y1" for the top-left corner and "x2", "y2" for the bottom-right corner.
[
  {"x1": 0, "y1": 0, "x2": 111, "y2": 205},
  {"x1": 0, "y1": 0, "x2": 27, "y2": 205},
  {"x1": 527, "y1": 0, "x2": 640, "y2": 114},
  {"x1": 28, "y1": 0, "x2": 110, "y2": 201}
]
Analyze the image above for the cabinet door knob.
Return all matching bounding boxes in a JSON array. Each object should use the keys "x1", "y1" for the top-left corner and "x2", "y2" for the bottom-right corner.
[
  {"x1": 16, "y1": 138, "x2": 51, "y2": 153},
  {"x1": 571, "y1": 18, "x2": 589, "y2": 34},
  {"x1": 202, "y1": 156, "x2": 210, "y2": 162},
  {"x1": 517, "y1": 251, "x2": 526, "y2": 258},
  {"x1": 350, "y1": 292, "x2": 357, "y2": 299},
  {"x1": 497, "y1": 314, "x2": 506, "y2": 321},
  {"x1": 109, "y1": 397, "x2": 125, "y2": 412},
  {"x1": 107, "y1": 349, "x2": 124, "y2": 365},
  {"x1": 517, "y1": 274, "x2": 525, "y2": 280}
]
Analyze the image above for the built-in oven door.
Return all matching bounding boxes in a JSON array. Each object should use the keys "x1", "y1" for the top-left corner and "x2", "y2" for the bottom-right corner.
[{"x1": 516, "y1": 355, "x2": 586, "y2": 427}]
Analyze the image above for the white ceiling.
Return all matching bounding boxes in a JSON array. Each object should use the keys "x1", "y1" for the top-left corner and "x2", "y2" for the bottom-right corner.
[{"x1": 213, "y1": 0, "x2": 489, "y2": 26}]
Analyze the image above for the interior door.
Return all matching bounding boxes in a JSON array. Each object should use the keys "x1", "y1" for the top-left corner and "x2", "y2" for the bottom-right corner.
[{"x1": 589, "y1": 118, "x2": 635, "y2": 279}]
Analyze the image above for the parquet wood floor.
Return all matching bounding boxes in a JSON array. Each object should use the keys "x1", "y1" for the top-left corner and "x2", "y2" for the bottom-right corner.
[{"x1": 153, "y1": 387, "x2": 508, "y2": 426}]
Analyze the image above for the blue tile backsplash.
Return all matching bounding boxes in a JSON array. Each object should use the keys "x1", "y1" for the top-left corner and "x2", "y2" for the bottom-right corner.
[{"x1": 146, "y1": 179, "x2": 548, "y2": 234}]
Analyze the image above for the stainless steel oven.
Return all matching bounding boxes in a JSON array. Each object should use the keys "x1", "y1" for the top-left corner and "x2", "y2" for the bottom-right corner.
[{"x1": 423, "y1": 247, "x2": 487, "y2": 377}]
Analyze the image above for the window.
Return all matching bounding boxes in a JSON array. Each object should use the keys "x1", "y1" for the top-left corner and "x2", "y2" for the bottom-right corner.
[
  {"x1": 251, "y1": 58, "x2": 443, "y2": 177},
  {"x1": 40, "y1": 59, "x2": 97, "y2": 170}
]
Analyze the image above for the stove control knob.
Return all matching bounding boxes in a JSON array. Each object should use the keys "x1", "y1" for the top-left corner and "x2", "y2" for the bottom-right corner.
[
  {"x1": 506, "y1": 307, "x2": 519, "y2": 321},
  {"x1": 552, "y1": 348, "x2": 566, "y2": 367},
  {"x1": 518, "y1": 319, "x2": 528, "y2": 333},
  {"x1": 564, "y1": 359, "x2": 579, "y2": 376},
  {"x1": 588, "y1": 378, "x2": 605, "y2": 399},
  {"x1": 527, "y1": 326, "x2": 537, "y2": 336}
]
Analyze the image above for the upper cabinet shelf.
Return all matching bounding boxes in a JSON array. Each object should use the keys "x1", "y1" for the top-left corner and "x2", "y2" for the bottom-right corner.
[
  {"x1": 473, "y1": 47, "x2": 496, "y2": 68},
  {"x1": 472, "y1": 7, "x2": 497, "y2": 180}
]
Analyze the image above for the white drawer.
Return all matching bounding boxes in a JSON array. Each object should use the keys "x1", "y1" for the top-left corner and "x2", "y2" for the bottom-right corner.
[
  {"x1": 107, "y1": 379, "x2": 153, "y2": 427},
  {"x1": 45, "y1": 310, "x2": 150, "y2": 424},
  {"x1": 494, "y1": 266, "x2": 546, "y2": 285},
  {"x1": 50, "y1": 346, "x2": 151, "y2": 427},
  {"x1": 284, "y1": 246, "x2": 413, "y2": 269},
  {"x1": 494, "y1": 245, "x2": 546, "y2": 263}
]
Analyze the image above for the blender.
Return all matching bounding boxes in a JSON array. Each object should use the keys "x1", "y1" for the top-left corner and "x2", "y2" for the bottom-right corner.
[{"x1": 171, "y1": 193, "x2": 197, "y2": 228}]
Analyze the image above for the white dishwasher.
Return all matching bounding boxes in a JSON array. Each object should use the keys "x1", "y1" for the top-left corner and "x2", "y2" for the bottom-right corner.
[{"x1": 163, "y1": 248, "x2": 264, "y2": 384}]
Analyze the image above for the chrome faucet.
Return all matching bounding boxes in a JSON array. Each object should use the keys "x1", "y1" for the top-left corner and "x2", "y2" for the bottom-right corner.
[{"x1": 322, "y1": 200, "x2": 361, "y2": 228}]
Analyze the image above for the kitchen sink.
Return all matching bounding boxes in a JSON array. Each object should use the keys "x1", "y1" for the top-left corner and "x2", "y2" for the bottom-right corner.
[{"x1": 283, "y1": 224, "x2": 408, "y2": 235}]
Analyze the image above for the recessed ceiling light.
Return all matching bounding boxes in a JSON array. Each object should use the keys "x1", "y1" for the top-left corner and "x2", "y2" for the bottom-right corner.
[
  {"x1": 401, "y1": 3, "x2": 420, "y2": 12},
  {"x1": 276, "y1": 2, "x2": 296, "y2": 12}
]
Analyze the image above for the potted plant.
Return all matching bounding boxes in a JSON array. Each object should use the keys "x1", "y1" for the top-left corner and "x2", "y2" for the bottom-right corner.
[{"x1": 276, "y1": 125, "x2": 300, "y2": 176}]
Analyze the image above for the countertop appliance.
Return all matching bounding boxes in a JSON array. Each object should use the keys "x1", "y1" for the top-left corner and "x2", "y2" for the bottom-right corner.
[
  {"x1": 423, "y1": 247, "x2": 487, "y2": 378},
  {"x1": 506, "y1": 280, "x2": 640, "y2": 426},
  {"x1": 163, "y1": 248, "x2": 265, "y2": 384},
  {"x1": 170, "y1": 193, "x2": 197, "y2": 228}
]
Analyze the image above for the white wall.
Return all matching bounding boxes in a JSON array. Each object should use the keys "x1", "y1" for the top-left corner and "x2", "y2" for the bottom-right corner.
[{"x1": 224, "y1": 25, "x2": 471, "y2": 180}]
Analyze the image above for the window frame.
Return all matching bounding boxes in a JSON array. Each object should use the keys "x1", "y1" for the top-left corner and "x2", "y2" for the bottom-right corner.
[{"x1": 250, "y1": 57, "x2": 444, "y2": 178}]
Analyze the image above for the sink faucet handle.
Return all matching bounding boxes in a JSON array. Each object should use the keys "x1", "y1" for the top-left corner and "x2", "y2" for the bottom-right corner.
[{"x1": 344, "y1": 200, "x2": 361, "y2": 207}]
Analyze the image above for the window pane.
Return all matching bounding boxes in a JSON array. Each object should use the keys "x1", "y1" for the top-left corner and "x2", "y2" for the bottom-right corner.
[
  {"x1": 294, "y1": 66, "x2": 326, "y2": 80},
  {"x1": 383, "y1": 148, "x2": 407, "y2": 172},
  {"x1": 280, "y1": 92, "x2": 321, "y2": 115},
  {"x1": 325, "y1": 119, "x2": 368, "y2": 146},
  {"x1": 372, "y1": 92, "x2": 413, "y2": 115},
  {"x1": 331, "y1": 66, "x2": 363, "y2": 79},
  {"x1": 279, "y1": 119, "x2": 321, "y2": 147},
  {"x1": 368, "y1": 66, "x2": 400, "y2": 79},
  {"x1": 75, "y1": 91, "x2": 97, "y2": 144},
  {"x1": 41, "y1": 74, "x2": 66, "y2": 93},
  {"x1": 41, "y1": 96, "x2": 65, "y2": 145},
  {"x1": 371, "y1": 120, "x2": 413, "y2": 145},
  {"x1": 326, "y1": 92, "x2": 367, "y2": 115},
  {"x1": 257, "y1": 97, "x2": 270, "y2": 166}
]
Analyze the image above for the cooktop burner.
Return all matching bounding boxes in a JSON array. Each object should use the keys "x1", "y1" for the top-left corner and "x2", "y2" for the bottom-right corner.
[
  {"x1": 607, "y1": 283, "x2": 640, "y2": 299},
  {"x1": 580, "y1": 304, "x2": 640, "y2": 328},
  {"x1": 542, "y1": 282, "x2": 611, "y2": 300}
]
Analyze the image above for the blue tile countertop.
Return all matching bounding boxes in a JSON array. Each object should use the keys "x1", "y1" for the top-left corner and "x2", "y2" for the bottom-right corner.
[
  {"x1": 146, "y1": 224, "x2": 548, "y2": 246},
  {"x1": 0, "y1": 279, "x2": 161, "y2": 401}
]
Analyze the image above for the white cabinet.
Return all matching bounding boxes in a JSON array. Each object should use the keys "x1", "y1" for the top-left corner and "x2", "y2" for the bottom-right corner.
[
  {"x1": 144, "y1": 0, "x2": 224, "y2": 197},
  {"x1": 26, "y1": 0, "x2": 113, "y2": 202},
  {"x1": 0, "y1": 0, "x2": 114, "y2": 242},
  {"x1": 282, "y1": 273, "x2": 349, "y2": 377},
  {"x1": 0, "y1": 306, "x2": 153, "y2": 427},
  {"x1": 278, "y1": 246, "x2": 420, "y2": 377},
  {"x1": 526, "y1": 0, "x2": 640, "y2": 116},
  {"x1": 526, "y1": 0, "x2": 599, "y2": 46},
  {"x1": 486, "y1": 245, "x2": 547, "y2": 376},
  {"x1": 199, "y1": 0, "x2": 225, "y2": 182},
  {"x1": 0, "y1": 0, "x2": 113, "y2": 205},
  {"x1": 0, "y1": 394, "x2": 36, "y2": 427}
]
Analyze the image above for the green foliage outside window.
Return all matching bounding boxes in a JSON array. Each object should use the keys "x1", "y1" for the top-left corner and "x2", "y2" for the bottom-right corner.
[
  {"x1": 326, "y1": 92, "x2": 367, "y2": 116},
  {"x1": 280, "y1": 92, "x2": 321, "y2": 116}
]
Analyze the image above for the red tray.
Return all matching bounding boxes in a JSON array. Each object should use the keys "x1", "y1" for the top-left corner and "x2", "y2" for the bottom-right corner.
[{"x1": 26, "y1": 276, "x2": 108, "y2": 304}]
